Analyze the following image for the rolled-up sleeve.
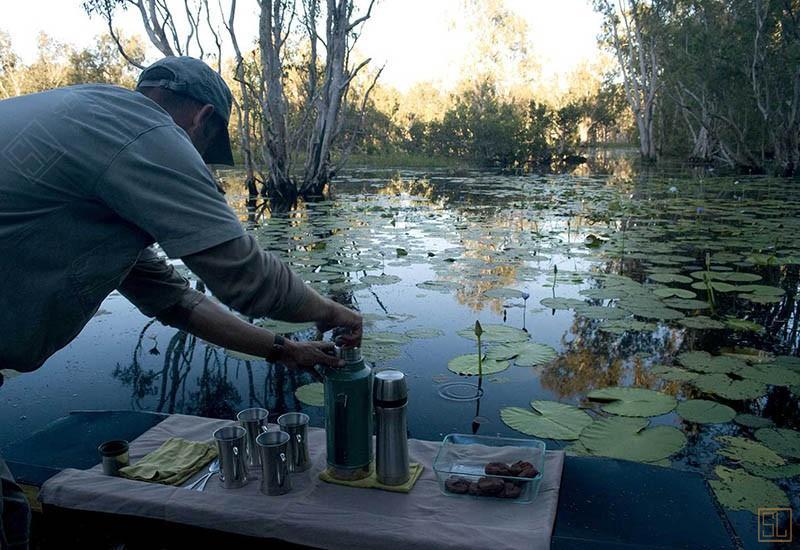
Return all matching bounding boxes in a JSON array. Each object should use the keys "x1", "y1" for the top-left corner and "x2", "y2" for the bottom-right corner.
[
  {"x1": 182, "y1": 234, "x2": 311, "y2": 319},
  {"x1": 118, "y1": 247, "x2": 205, "y2": 328}
]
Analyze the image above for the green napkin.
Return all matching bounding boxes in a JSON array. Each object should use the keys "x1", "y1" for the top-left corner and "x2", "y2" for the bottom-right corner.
[
  {"x1": 319, "y1": 463, "x2": 424, "y2": 493},
  {"x1": 119, "y1": 437, "x2": 217, "y2": 486}
]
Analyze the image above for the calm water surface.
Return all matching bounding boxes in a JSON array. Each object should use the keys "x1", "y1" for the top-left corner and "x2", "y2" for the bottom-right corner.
[{"x1": 2, "y1": 155, "x2": 798, "y2": 510}]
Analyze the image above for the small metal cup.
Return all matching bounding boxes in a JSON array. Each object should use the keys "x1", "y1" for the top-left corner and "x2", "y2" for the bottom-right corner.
[
  {"x1": 213, "y1": 426, "x2": 248, "y2": 489},
  {"x1": 98, "y1": 440, "x2": 129, "y2": 476},
  {"x1": 256, "y1": 430, "x2": 291, "y2": 496},
  {"x1": 237, "y1": 407, "x2": 270, "y2": 474},
  {"x1": 277, "y1": 412, "x2": 310, "y2": 473}
]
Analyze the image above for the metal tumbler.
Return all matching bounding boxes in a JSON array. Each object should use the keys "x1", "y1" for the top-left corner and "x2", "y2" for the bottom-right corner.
[
  {"x1": 237, "y1": 407, "x2": 270, "y2": 474},
  {"x1": 277, "y1": 412, "x2": 310, "y2": 473},
  {"x1": 98, "y1": 440, "x2": 129, "y2": 476},
  {"x1": 213, "y1": 425, "x2": 248, "y2": 489},
  {"x1": 374, "y1": 370, "x2": 410, "y2": 486},
  {"x1": 256, "y1": 430, "x2": 291, "y2": 496}
]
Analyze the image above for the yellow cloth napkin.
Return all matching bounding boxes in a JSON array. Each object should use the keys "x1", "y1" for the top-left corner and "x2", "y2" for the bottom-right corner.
[
  {"x1": 319, "y1": 463, "x2": 424, "y2": 493},
  {"x1": 119, "y1": 437, "x2": 217, "y2": 486}
]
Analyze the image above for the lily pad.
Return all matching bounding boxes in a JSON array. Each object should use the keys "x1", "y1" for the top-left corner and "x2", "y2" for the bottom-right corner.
[
  {"x1": 649, "y1": 273, "x2": 693, "y2": 284},
  {"x1": 575, "y1": 305, "x2": 629, "y2": 320},
  {"x1": 742, "y1": 462, "x2": 800, "y2": 480},
  {"x1": 578, "y1": 417, "x2": 687, "y2": 463},
  {"x1": 483, "y1": 288, "x2": 524, "y2": 299},
  {"x1": 716, "y1": 436, "x2": 785, "y2": 466},
  {"x1": 540, "y1": 297, "x2": 585, "y2": 310},
  {"x1": 447, "y1": 354, "x2": 509, "y2": 376},
  {"x1": 416, "y1": 280, "x2": 464, "y2": 292},
  {"x1": 737, "y1": 284, "x2": 785, "y2": 297},
  {"x1": 677, "y1": 351, "x2": 745, "y2": 374},
  {"x1": 724, "y1": 317, "x2": 764, "y2": 333},
  {"x1": 257, "y1": 319, "x2": 316, "y2": 333},
  {"x1": 679, "y1": 316, "x2": 726, "y2": 330},
  {"x1": 488, "y1": 342, "x2": 558, "y2": 366},
  {"x1": 662, "y1": 298, "x2": 711, "y2": 310},
  {"x1": 676, "y1": 400, "x2": 735, "y2": 424},
  {"x1": 653, "y1": 287, "x2": 696, "y2": 299},
  {"x1": 627, "y1": 306, "x2": 685, "y2": 320},
  {"x1": 651, "y1": 365, "x2": 699, "y2": 382},
  {"x1": 360, "y1": 342, "x2": 403, "y2": 362},
  {"x1": 587, "y1": 387, "x2": 677, "y2": 417},
  {"x1": 691, "y1": 280, "x2": 739, "y2": 293},
  {"x1": 754, "y1": 428, "x2": 800, "y2": 459},
  {"x1": 364, "y1": 332, "x2": 412, "y2": 345},
  {"x1": 295, "y1": 383, "x2": 324, "y2": 407},
  {"x1": 598, "y1": 319, "x2": 658, "y2": 334},
  {"x1": 709, "y1": 466, "x2": 789, "y2": 513},
  {"x1": 734, "y1": 414, "x2": 774, "y2": 429},
  {"x1": 737, "y1": 363, "x2": 800, "y2": 387},
  {"x1": 500, "y1": 401, "x2": 593, "y2": 440},
  {"x1": 456, "y1": 324, "x2": 530, "y2": 343},
  {"x1": 404, "y1": 327, "x2": 444, "y2": 339},
  {"x1": 360, "y1": 273, "x2": 401, "y2": 285},
  {"x1": 691, "y1": 373, "x2": 768, "y2": 400}
]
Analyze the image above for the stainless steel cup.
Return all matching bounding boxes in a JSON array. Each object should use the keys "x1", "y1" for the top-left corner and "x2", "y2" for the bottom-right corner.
[
  {"x1": 277, "y1": 412, "x2": 310, "y2": 473},
  {"x1": 256, "y1": 430, "x2": 291, "y2": 496},
  {"x1": 237, "y1": 407, "x2": 270, "y2": 474},
  {"x1": 213, "y1": 425, "x2": 248, "y2": 489},
  {"x1": 98, "y1": 440, "x2": 129, "y2": 476}
]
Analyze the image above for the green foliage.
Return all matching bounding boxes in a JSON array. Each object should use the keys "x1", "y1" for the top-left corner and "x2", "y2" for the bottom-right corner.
[
  {"x1": 597, "y1": 0, "x2": 800, "y2": 175},
  {"x1": 0, "y1": 31, "x2": 143, "y2": 99}
]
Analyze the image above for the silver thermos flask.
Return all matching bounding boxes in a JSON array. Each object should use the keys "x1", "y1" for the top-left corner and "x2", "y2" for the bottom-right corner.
[{"x1": 374, "y1": 370, "x2": 410, "y2": 486}]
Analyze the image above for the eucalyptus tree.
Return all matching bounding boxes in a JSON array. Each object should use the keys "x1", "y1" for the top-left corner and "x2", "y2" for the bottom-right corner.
[
  {"x1": 595, "y1": 0, "x2": 663, "y2": 161},
  {"x1": 750, "y1": 0, "x2": 800, "y2": 176},
  {"x1": 84, "y1": 0, "x2": 380, "y2": 207}
]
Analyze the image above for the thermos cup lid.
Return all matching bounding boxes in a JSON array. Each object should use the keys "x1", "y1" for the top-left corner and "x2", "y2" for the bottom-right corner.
[{"x1": 374, "y1": 370, "x2": 407, "y2": 402}]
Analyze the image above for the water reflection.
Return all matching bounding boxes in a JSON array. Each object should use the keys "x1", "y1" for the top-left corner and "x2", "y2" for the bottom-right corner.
[{"x1": 4, "y1": 163, "x2": 800, "y2": 492}]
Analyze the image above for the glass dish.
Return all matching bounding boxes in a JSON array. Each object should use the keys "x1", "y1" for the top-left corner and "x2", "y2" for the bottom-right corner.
[{"x1": 432, "y1": 433, "x2": 546, "y2": 504}]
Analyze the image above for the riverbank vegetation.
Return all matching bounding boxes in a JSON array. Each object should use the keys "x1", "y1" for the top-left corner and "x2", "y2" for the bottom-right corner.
[{"x1": 2, "y1": 0, "x2": 797, "y2": 206}]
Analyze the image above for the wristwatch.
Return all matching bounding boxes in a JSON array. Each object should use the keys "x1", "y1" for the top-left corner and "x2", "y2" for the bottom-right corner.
[{"x1": 270, "y1": 334, "x2": 287, "y2": 362}]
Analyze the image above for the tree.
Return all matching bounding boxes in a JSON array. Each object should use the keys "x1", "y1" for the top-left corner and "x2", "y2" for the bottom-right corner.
[
  {"x1": 67, "y1": 34, "x2": 145, "y2": 88},
  {"x1": 0, "y1": 31, "x2": 144, "y2": 99},
  {"x1": 751, "y1": 0, "x2": 800, "y2": 175},
  {"x1": 0, "y1": 31, "x2": 22, "y2": 99},
  {"x1": 595, "y1": 0, "x2": 662, "y2": 161},
  {"x1": 85, "y1": 0, "x2": 381, "y2": 208}
]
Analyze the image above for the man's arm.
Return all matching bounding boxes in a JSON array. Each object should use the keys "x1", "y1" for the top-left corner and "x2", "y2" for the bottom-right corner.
[
  {"x1": 178, "y1": 296, "x2": 343, "y2": 373},
  {"x1": 181, "y1": 235, "x2": 362, "y2": 346},
  {"x1": 118, "y1": 248, "x2": 349, "y2": 370}
]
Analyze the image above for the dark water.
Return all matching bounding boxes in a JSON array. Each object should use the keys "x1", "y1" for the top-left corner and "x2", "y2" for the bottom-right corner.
[{"x1": 1, "y1": 153, "x2": 798, "y2": 513}]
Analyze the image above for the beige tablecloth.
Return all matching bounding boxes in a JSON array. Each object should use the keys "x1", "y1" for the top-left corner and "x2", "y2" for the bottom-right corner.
[{"x1": 39, "y1": 414, "x2": 564, "y2": 550}]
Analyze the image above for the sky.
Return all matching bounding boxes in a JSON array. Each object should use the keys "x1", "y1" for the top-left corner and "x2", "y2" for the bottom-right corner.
[{"x1": 0, "y1": 0, "x2": 603, "y2": 92}]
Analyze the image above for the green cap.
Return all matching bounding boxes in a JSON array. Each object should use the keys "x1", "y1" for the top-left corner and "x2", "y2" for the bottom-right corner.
[{"x1": 137, "y1": 56, "x2": 234, "y2": 166}]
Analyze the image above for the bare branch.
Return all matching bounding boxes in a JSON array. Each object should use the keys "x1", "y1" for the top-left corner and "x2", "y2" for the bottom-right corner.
[{"x1": 347, "y1": 0, "x2": 375, "y2": 32}]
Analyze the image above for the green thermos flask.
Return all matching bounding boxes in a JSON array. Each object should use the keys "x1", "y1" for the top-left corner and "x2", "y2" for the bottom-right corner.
[{"x1": 324, "y1": 346, "x2": 373, "y2": 480}]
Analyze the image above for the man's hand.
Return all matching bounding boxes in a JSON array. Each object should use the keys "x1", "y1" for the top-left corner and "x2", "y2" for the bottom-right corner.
[
  {"x1": 316, "y1": 300, "x2": 363, "y2": 347},
  {"x1": 278, "y1": 340, "x2": 343, "y2": 380}
]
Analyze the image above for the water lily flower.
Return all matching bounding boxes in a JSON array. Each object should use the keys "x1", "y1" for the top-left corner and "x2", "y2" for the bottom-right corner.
[{"x1": 669, "y1": 186, "x2": 678, "y2": 193}]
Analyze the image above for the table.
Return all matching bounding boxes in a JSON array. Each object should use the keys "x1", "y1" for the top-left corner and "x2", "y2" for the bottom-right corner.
[{"x1": 39, "y1": 414, "x2": 565, "y2": 550}]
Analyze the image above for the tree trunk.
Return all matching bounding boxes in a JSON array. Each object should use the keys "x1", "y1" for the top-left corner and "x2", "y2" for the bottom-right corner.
[{"x1": 258, "y1": 0, "x2": 297, "y2": 205}]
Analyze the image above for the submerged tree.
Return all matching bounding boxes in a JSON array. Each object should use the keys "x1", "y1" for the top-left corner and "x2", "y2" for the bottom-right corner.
[
  {"x1": 595, "y1": 0, "x2": 662, "y2": 161},
  {"x1": 84, "y1": 0, "x2": 381, "y2": 208}
]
